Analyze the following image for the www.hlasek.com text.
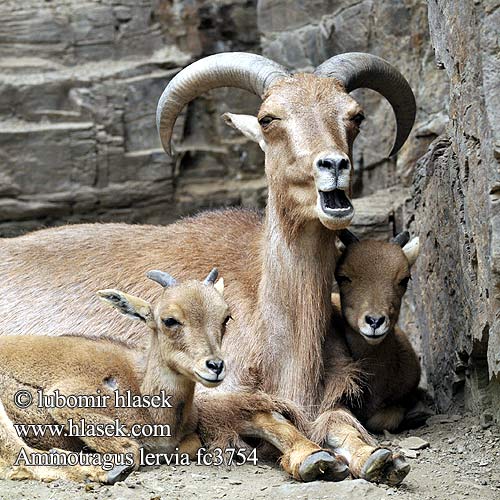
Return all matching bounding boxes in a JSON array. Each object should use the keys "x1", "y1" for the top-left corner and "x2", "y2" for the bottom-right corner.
[{"x1": 14, "y1": 447, "x2": 258, "y2": 471}]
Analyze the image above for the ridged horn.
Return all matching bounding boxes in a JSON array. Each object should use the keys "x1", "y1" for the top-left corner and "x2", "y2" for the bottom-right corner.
[
  {"x1": 157, "y1": 52, "x2": 290, "y2": 155},
  {"x1": 315, "y1": 52, "x2": 416, "y2": 157},
  {"x1": 338, "y1": 229, "x2": 360, "y2": 247},
  {"x1": 147, "y1": 270, "x2": 177, "y2": 288},
  {"x1": 204, "y1": 268, "x2": 219, "y2": 286},
  {"x1": 391, "y1": 231, "x2": 411, "y2": 247}
]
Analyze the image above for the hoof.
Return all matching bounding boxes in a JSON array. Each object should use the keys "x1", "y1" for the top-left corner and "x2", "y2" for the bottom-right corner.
[
  {"x1": 361, "y1": 449, "x2": 410, "y2": 486},
  {"x1": 298, "y1": 450, "x2": 349, "y2": 482},
  {"x1": 105, "y1": 464, "x2": 134, "y2": 485},
  {"x1": 386, "y1": 455, "x2": 411, "y2": 486}
]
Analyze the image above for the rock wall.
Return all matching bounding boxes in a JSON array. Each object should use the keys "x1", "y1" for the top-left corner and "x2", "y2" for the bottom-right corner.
[
  {"x1": 0, "y1": 0, "x2": 264, "y2": 236},
  {"x1": 406, "y1": 0, "x2": 500, "y2": 423},
  {"x1": 0, "y1": 0, "x2": 498, "y2": 420}
]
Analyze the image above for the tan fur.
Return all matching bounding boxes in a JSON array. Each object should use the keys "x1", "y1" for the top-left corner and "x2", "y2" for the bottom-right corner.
[
  {"x1": 311, "y1": 407, "x2": 378, "y2": 477},
  {"x1": 0, "y1": 275, "x2": 229, "y2": 483},
  {"x1": 196, "y1": 391, "x2": 329, "y2": 480},
  {"x1": 0, "y1": 76, "x2": 396, "y2": 480},
  {"x1": 325, "y1": 238, "x2": 421, "y2": 433}
]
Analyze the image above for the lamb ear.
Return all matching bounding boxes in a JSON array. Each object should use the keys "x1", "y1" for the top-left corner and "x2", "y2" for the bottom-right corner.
[
  {"x1": 330, "y1": 292, "x2": 341, "y2": 310},
  {"x1": 97, "y1": 289, "x2": 153, "y2": 324},
  {"x1": 402, "y1": 237, "x2": 419, "y2": 266},
  {"x1": 214, "y1": 278, "x2": 224, "y2": 295},
  {"x1": 223, "y1": 113, "x2": 266, "y2": 151}
]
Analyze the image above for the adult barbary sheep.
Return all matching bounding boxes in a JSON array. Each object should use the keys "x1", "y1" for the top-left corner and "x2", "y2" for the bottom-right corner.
[
  {"x1": 0, "y1": 269, "x2": 228, "y2": 483},
  {"x1": 0, "y1": 52, "x2": 416, "y2": 483}
]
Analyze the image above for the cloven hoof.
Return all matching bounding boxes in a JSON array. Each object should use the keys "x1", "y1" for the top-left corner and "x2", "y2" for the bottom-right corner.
[
  {"x1": 299, "y1": 450, "x2": 350, "y2": 482},
  {"x1": 360, "y1": 448, "x2": 410, "y2": 486},
  {"x1": 105, "y1": 463, "x2": 135, "y2": 485}
]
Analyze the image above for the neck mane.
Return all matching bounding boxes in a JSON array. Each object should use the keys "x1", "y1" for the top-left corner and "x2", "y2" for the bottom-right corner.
[{"x1": 256, "y1": 194, "x2": 337, "y2": 416}]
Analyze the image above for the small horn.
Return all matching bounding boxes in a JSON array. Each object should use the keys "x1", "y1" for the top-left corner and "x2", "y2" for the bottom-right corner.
[
  {"x1": 338, "y1": 229, "x2": 359, "y2": 247},
  {"x1": 147, "y1": 270, "x2": 177, "y2": 288},
  {"x1": 315, "y1": 52, "x2": 416, "y2": 157},
  {"x1": 391, "y1": 231, "x2": 410, "y2": 248},
  {"x1": 157, "y1": 52, "x2": 290, "y2": 155},
  {"x1": 204, "y1": 268, "x2": 219, "y2": 286}
]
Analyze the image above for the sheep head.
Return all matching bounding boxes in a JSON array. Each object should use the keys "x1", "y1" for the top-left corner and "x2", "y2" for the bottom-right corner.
[
  {"x1": 157, "y1": 52, "x2": 416, "y2": 232},
  {"x1": 335, "y1": 230, "x2": 419, "y2": 345},
  {"x1": 97, "y1": 269, "x2": 229, "y2": 387}
]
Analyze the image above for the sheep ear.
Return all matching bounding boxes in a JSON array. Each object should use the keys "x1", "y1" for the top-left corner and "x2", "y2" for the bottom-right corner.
[
  {"x1": 222, "y1": 113, "x2": 266, "y2": 151},
  {"x1": 97, "y1": 289, "x2": 153, "y2": 324},
  {"x1": 330, "y1": 292, "x2": 341, "y2": 310},
  {"x1": 214, "y1": 278, "x2": 224, "y2": 295},
  {"x1": 402, "y1": 237, "x2": 419, "y2": 267}
]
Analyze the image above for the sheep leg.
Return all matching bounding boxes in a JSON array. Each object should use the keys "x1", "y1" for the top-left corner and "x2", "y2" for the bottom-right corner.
[
  {"x1": 178, "y1": 432, "x2": 203, "y2": 458},
  {"x1": 312, "y1": 407, "x2": 410, "y2": 486},
  {"x1": 196, "y1": 392, "x2": 348, "y2": 482},
  {"x1": 0, "y1": 397, "x2": 122, "y2": 484},
  {"x1": 48, "y1": 406, "x2": 141, "y2": 461},
  {"x1": 45, "y1": 381, "x2": 139, "y2": 482},
  {"x1": 239, "y1": 411, "x2": 349, "y2": 482},
  {"x1": 365, "y1": 406, "x2": 406, "y2": 433}
]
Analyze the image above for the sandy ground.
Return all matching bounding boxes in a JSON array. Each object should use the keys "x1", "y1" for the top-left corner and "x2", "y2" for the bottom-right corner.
[{"x1": 1, "y1": 413, "x2": 498, "y2": 500}]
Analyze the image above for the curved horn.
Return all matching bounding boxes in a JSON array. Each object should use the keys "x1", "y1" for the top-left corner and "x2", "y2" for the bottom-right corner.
[
  {"x1": 391, "y1": 231, "x2": 410, "y2": 248},
  {"x1": 338, "y1": 229, "x2": 359, "y2": 247},
  {"x1": 204, "y1": 268, "x2": 219, "y2": 286},
  {"x1": 157, "y1": 52, "x2": 290, "y2": 155},
  {"x1": 147, "y1": 270, "x2": 177, "y2": 288},
  {"x1": 314, "y1": 53, "x2": 416, "y2": 157}
]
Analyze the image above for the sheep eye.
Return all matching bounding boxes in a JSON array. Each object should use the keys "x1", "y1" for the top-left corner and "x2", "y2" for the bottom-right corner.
[
  {"x1": 351, "y1": 113, "x2": 365, "y2": 127},
  {"x1": 223, "y1": 315, "x2": 233, "y2": 326},
  {"x1": 163, "y1": 317, "x2": 181, "y2": 328},
  {"x1": 259, "y1": 115, "x2": 277, "y2": 128},
  {"x1": 399, "y1": 277, "x2": 410, "y2": 288},
  {"x1": 336, "y1": 275, "x2": 351, "y2": 285}
]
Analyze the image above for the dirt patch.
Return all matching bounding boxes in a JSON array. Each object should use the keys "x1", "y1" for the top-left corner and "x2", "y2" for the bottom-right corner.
[{"x1": 1, "y1": 414, "x2": 499, "y2": 500}]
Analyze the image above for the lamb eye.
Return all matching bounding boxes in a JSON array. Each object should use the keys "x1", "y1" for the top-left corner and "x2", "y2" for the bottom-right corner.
[
  {"x1": 336, "y1": 275, "x2": 351, "y2": 285},
  {"x1": 163, "y1": 317, "x2": 181, "y2": 328},
  {"x1": 223, "y1": 315, "x2": 233, "y2": 326},
  {"x1": 259, "y1": 115, "x2": 277, "y2": 128},
  {"x1": 399, "y1": 277, "x2": 410, "y2": 288},
  {"x1": 351, "y1": 113, "x2": 365, "y2": 127}
]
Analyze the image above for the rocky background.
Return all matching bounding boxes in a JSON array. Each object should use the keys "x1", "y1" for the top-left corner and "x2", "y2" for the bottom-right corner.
[{"x1": 0, "y1": 0, "x2": 498, "y2": 422}]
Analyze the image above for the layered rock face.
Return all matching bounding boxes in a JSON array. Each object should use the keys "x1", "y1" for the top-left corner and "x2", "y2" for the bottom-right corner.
[
  {"x1": 0, "y1": 0, "x2": 498, "y2": 420},
  {"x1": 408, "y1": 0, "x2": 500, "y2": 422},
  {"x1": 0, "y1": 0, "x2": 264, "y2": 235}
]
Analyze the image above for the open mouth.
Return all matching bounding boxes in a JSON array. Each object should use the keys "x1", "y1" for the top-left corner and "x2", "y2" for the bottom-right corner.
[{"x1": 319, "y1": 189, "x2": 353, "y2": 216}]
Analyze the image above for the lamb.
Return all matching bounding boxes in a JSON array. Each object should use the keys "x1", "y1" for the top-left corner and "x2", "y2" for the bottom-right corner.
[
  {"x1": 321, "y1": 229, "x2": 421, "y2": 430},
  {"x1": 0, "y1": 51, "x2": 416, "y2": 483},
  {"x1": 311, "y1": 230, "x2": 420, "y2": 485},
  {"x1": 0, "y1": 269, "x2": 229, "y2": 483}
]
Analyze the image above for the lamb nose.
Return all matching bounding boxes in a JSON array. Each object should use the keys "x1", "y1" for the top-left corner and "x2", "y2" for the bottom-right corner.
[
  {"x1": 206, "y1": 358, "x2": 224, "y2": 375},
  {"x1": 365, "y1": 315, "x2": 386, "y2": 329}
]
